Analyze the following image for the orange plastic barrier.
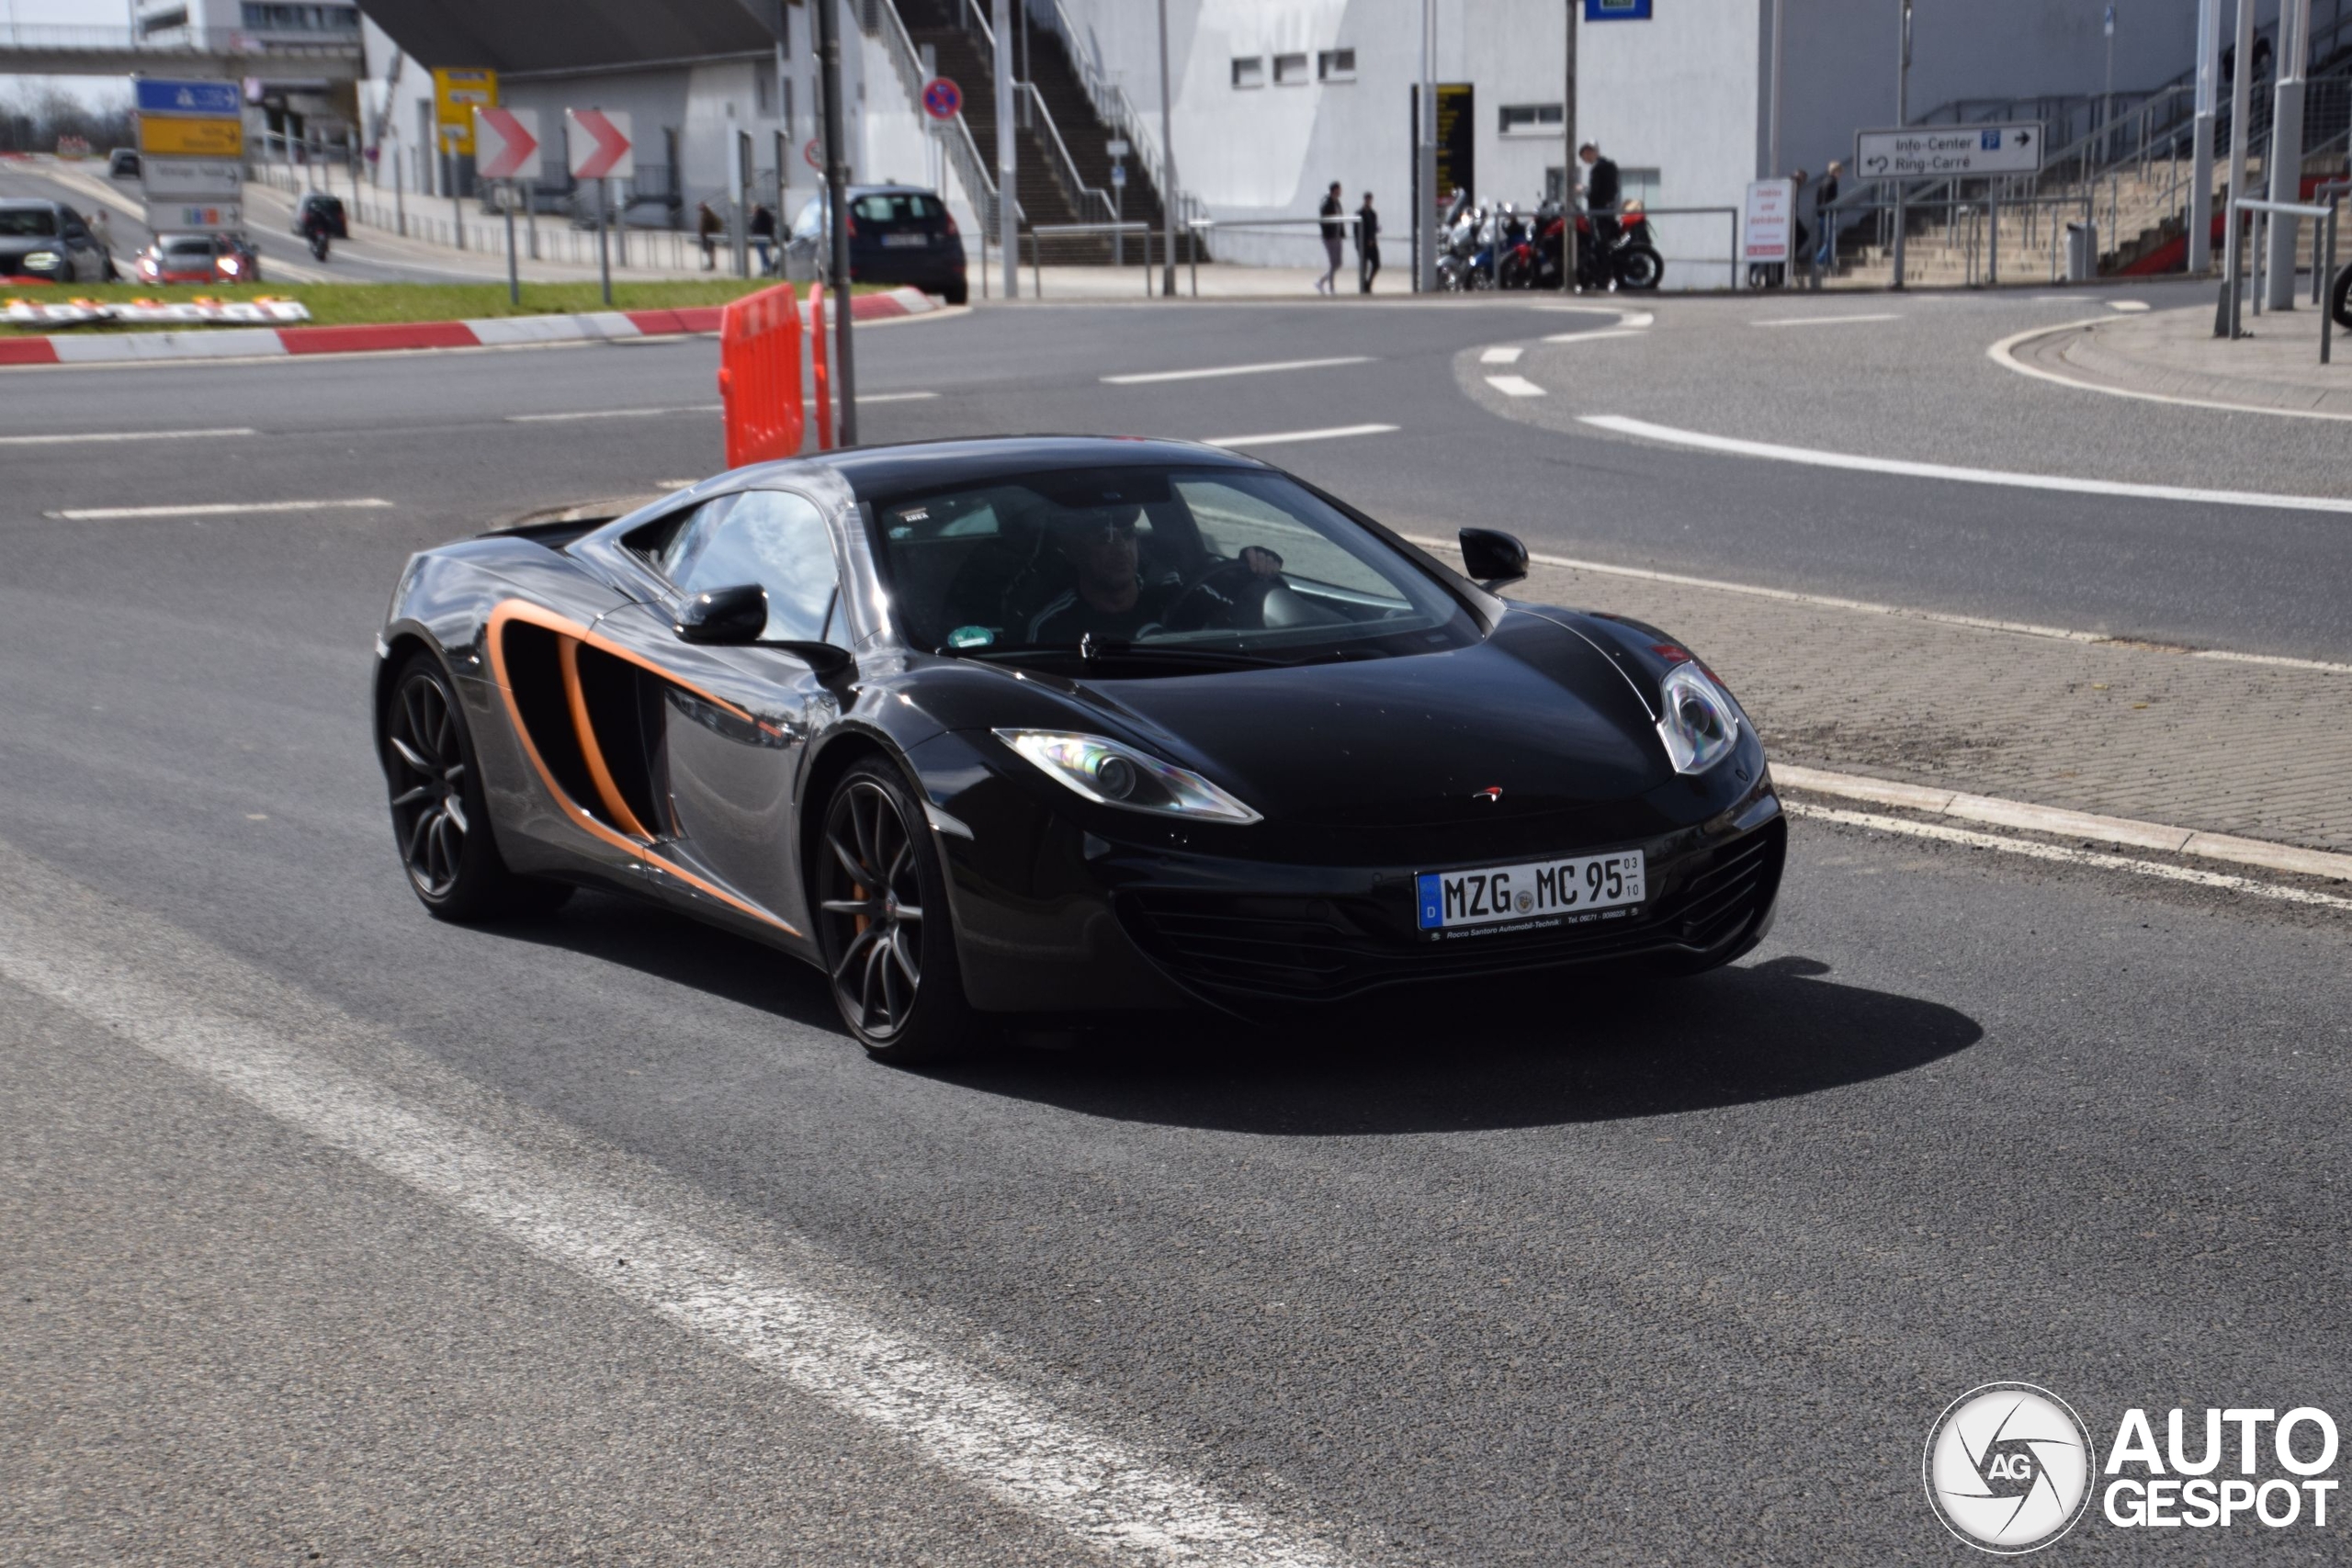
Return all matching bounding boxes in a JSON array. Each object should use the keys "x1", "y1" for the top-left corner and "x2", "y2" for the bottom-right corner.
[
  {"x1": 715, "y1": 281, "x2": 805, "y2": 468},
  {"x1": 808, "y1": 282, "x2": 833, "y2": 452}
]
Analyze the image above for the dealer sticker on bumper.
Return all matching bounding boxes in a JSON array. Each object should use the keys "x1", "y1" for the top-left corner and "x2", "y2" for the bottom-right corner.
[{"x1": 1415, "y1": 850, "x2": 1645, "y2": 935}]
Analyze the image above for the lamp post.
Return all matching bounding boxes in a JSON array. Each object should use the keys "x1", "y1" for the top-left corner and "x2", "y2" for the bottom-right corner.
[
  {"x1": 2221, "y1": 0, "x2": 2255, "y2": 328},
  {"x1": 1891, "y1": 0, "x2": 1912, "y2": 290},
  {"x1": 996, "y1": 0, "x2": 1019, "y2": 299},
  {"x1": 816, "y1": 0, "x2": 856, "y2": 442},
  {"x1": 2266, "y1": 0, "x2": 2312, "y2": 308},
  {"x1": 1562, "y1": 0, "x2": 1578, "y2": 292},
  {"x1": 1158, "y1": 0, "x2": 1178, "y2": 298},
  {"x1": 2190, "y1": 0, "x2": 2219, "y2": 272},
  {"x1": 1417, "y1": 0, "x2": 1437, "y2": 291}
]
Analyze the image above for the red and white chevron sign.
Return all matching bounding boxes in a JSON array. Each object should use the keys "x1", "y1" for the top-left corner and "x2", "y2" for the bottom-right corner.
[
  {"x1": 565, "y1": 108, "x2": 634, "y2": 181},
  {"x1": 472, "y1": 107, "x2": 540, "y2": 181}
]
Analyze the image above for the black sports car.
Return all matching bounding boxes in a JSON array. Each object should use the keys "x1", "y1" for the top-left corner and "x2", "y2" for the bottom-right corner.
[{"x1": 375, "y1": 436, "x2": 1784, "y2": 1061}]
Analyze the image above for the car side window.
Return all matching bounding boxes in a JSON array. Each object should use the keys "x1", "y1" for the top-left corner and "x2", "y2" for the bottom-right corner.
[{"x1": 658, "y1": 489, "x2": 843, "y2": 644}]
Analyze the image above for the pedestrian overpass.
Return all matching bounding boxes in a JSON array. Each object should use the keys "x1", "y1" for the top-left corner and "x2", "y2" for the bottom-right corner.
[{"x1": 0, "y1": 23, "x2": 362, "y2": 82}]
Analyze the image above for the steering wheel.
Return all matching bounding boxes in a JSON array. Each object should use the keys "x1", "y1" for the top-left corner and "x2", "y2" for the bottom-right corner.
[{"x1": 1160, "y1": 558, "x2": 1282, "y2": 633}]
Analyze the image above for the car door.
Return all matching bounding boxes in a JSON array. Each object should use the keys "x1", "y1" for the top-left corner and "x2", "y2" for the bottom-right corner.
[
  {"x1": 60, "y1": 212, "x2": 101, "y2": 279},
  {"x1": 591, "y1": 487, "x2": 852, "y2": 933}
]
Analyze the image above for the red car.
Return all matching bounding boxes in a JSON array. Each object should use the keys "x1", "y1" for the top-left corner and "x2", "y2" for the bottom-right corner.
[{"x1": 135, "y1": 232, "x2": 262, "y2": 285}]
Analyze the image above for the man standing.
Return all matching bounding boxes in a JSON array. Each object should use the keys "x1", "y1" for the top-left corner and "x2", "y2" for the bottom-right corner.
[
  {"x1": 750, "y1": 202, "x2": 778, "y2": 274},
  {"x1": 1355, "y1": 191, "x2": 1381, "y2": 292},
  {"x1": 696, "y1": 200, "x2": 723, "y2": 270},
  {"x1": 1814, "y1": 162, "x2": 1843, "y2": 274},
  {"x1": 1316, "y1": 180, "x2": 1344, "y2": 294},
  {"x1": 1577, "y1": 142, "x2": 1622, "y2": 254}
]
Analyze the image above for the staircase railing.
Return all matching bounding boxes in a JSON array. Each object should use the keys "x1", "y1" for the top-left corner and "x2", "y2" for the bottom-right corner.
[
  {"x1": 1017, "y1": 0, "x2": 1211, "y2": 229},
  {"x1": 948, "y1": 0, "x2": 1120, "y2": 224},
  {"x1": 874, "y1": 0, "x2": 1015, "y2": 231}
]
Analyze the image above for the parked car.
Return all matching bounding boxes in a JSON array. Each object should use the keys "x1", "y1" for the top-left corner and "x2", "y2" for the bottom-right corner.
[
  {"x1": 291, "y1": 192, "x2": 347, "y2": 241},
  {"x1": 134, "y1": 231, "x2": 261, "y2": 285},
  {"x1": 790, "y1": 184, "x2": 967, "y2": 305},
  {"x1": 0, "y1": 198, "x2": 116, "y2": 281},
  {"x1": 107, "y1": 148, "x2": 141, "y2": 180}
]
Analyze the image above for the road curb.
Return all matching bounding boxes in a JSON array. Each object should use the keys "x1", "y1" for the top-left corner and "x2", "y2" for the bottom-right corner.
[
  {"x1": 0, "y1": 286, "x2": 938, "y2": 367},
  {"x1": 1774, "y1": 763, "x2": 2352, "y2": 884},
  {"x1": 1989, "y1": 312, "x2": 2352, "y2": 423}
]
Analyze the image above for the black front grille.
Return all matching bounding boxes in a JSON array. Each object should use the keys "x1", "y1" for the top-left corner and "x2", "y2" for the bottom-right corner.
[{"x1": 1120, "y1": 818, "x2": 1785, "y2": 1001}]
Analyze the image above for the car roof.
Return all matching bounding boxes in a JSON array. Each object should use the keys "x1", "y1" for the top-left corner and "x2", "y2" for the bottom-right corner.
[
  {"x1": 745, "y1": 435, "x2": 1268, "y2": 500},
  {"x1": 0, "y1": 198, "x2": 62, "y2": 211}
]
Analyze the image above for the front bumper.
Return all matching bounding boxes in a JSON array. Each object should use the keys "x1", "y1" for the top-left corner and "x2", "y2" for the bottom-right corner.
[{"x1": 909, "y1": 730, "x2": 1785, "y2": 1013}]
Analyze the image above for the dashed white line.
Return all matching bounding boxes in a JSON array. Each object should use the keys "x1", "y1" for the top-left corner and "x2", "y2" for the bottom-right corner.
[
  {"x1": 1578, "y1": 413, "x2": 2352, "y2": 514},
  {"x1": 1479, "y1": 346, "x2": 1523, "y2": 364},
  {"x1": 1205, "y1": 423, "x2": 1396, "y2": 448},
  {"x1": 1102, "y1": 355, "x2": 1372, "y2": 385},
  {"x1": 2107, "y1": 299, "x2": 2152, "y2": 311},
  {"x1": 46, "y1": 497, "x2": 395, "y2": 520},
  {"x1": 1749, "y1": 312, "x2": 1903, "y2": 328},
  {"x1": 1785, "y1": 802, "x2": 2352, "y2": 911},
  {"x1": 1484, "y1": 375, "x2": 1547, "y2": 398},
  {"x1": 0, "y1": 848, "x2": 1360, "y2": 1568},
  {"x1": 0, "y1": 426, "x2": 258, "y2": 446}
]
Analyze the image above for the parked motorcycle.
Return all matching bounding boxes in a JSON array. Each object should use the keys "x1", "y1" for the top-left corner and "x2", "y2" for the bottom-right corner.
[
  {"x1": 1434, "y1": 191, "x2": 1488, "y2": 292},
  {"x1": 1566, "y1": 199, "x2": 1664, "y2": 292},
  {"x1": 1493, "y1": 202, "x2": 1537, "y2": 289}
]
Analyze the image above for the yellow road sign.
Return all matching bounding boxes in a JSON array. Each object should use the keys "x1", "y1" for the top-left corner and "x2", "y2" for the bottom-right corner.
[
  {"x1": 139, "y1": 116, "x2": 244, "y2": 157},
  {"x1": 433, "y1": 67, "x2": 498, "y2": 156}
]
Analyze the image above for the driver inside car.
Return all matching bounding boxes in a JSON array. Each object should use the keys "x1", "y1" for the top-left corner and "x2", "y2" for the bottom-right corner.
[{"x1": 1026, "y1": 504, "x2": 1283, "y2": 645}]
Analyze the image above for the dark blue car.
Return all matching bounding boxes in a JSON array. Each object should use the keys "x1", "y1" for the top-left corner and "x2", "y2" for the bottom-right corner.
[{"x1": 791, "y1": 185, "x2": 967, "y2": 305}]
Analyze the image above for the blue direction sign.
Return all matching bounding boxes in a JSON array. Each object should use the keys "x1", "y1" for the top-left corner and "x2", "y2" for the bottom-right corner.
[{"x1": 136, "y1": 78, "x2": 242, "y2": 118}]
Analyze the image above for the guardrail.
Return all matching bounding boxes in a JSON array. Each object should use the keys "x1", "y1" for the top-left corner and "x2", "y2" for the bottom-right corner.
[{"x1": 2223, "y1": 192, "x2": 2341, "y2": 359}]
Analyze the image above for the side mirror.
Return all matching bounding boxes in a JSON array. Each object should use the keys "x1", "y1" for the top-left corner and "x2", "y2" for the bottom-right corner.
[
  {"x1": 1458, "y1": 527, "x2": 1529, "y2": 592},
  {"x1": 674, "y1": 583, "x2": 769, "y2": 644},
  {"x1": 674, "y1": 582, "x2": 855, "y2": 676}
]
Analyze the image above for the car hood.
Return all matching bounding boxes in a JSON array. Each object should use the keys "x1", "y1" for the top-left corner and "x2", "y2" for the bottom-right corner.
[{"x1": 1061, "y1": 610, "x2": 1669, "y2": 830}]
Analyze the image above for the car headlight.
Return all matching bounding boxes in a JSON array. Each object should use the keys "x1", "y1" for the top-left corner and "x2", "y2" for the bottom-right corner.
[
  {"x1": 1657, "y1": 662, "x2": 1742, "y2": 774},
  {"x1": 993, "y1": 729, "x2": 1261, "y2": 824},
  {"x1": 22, "y1": 251, "x2": 61, "y2": 270}
]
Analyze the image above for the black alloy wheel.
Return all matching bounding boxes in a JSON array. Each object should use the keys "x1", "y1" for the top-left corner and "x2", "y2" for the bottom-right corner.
[
  {"x1": 816, "y1": 759, "x2": 972, "y2": 1062},
  {"x1": 383, "y1": 653, "x2": 569, "y2": 921},
  {"x1": 1616, "y1": 244, "x2": 1665, "y2": 291}
]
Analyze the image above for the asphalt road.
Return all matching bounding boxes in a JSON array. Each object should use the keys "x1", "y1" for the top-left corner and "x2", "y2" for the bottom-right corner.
[{"x1": 4, "y1": 299, "x2": 2349, "y2": 1564}]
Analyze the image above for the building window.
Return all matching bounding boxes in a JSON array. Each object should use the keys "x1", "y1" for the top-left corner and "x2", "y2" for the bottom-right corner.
[
  {"x1": 1498, "y1": 103, "x2": 1565, "y2": 137},
  {"x1": 239, "y1": 3, "x2": 360, "y2": 32},
  {"x1": 1231, "y1": 57, "x2": 1264, "y2": 88},
  {"x1": 1316, "y1": 49, "x2": 1355, "y2": 83},
  {"x1": 755, "y1": 69, "x2": 776, "y2": 117},
  {"x1": 1272, "y1": 52, "x2": 1310, "y2": 86},
  {"x1": 1554, "y1": 165, "x2": 1662, "y2": 207},
  {"x1": 140, "y1": 6, "x2": 188, "y2": 34}
]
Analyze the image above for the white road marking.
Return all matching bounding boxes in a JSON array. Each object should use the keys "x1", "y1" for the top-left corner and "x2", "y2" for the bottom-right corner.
[
  {"x1": 1539, "y1": 328, "x2": 1645, "y2": 344},
  {"x1": 2107, "y1": 299, "x2": 2152, "y2": 311},
  {"x1": 47, "y1": 497, "x2": 394, "y2": 520},
  {"x1": 1785, "y1": 802, "x2": 2352, "y2": 911},
  {"x1": 1529, "y1": 305, "x2": 1654, "y2": 329},
  {"x1": 1400, "y1": 530, "x2": 2352, "y2": 674},
  {"x1": 1986, "y1": 316, "x2": 2352, "y2": 423},
  {"x1": 1776, "y1": 763, "x2": 2352, "y2": 882},
  {"x1": 1748, "y1": 312, "x2": 1903, "y2": 328},
  {"x1": 1102, "y1": 355, "x2": 1372, "y2": 385},
  {"x1": 1479, "y1": 346, "x2": 1523, "y2": 364},
  {"x1": 0, "y1": 848, "x2": 1356, "y2": 1568},
  {"x1": 1205, "y1": 423, "x2": 1396, "y2": 448},
  {"x1": 1578, "y1": 412, "x2": 2352, "y2": 514},
  {"x1": 1485, "y1": 375, "x2": 1547, "y2": 398},
  {"x1": 508, "y1": 404, "x2": 724, "y2": 423},
  {"x1": 0, "y1": 426, "x2": 257, "y2": 446}
]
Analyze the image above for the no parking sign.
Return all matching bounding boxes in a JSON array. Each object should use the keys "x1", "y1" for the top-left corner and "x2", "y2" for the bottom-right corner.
[{"x1": 922, "y1": 77, "x2": 963, "y2": 121}]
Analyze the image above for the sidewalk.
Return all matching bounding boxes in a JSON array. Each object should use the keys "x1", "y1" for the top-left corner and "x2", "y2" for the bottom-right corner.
[
  {"x1": 1450, "y1": 547, "x2": 2352, "y2": 859},
  {"x1": 2011, "y1": 298, "x2": 2352, "y2": 416}
]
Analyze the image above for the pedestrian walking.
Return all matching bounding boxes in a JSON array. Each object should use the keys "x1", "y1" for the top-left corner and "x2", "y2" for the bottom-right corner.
[
  {"x1": 1355, "y1": 191, "x2": 1381, "y2": 292},
  {"x1": 750, "y1": 202, "x2": 777, "y2": 274},
  {"x1": 1813, "y1": 162, "x2": 1842, "y2": 274},
  {"x1": 1316, "y1": 181, "x2": 1344, "y2": 294},
  {"x1": 697, "y1": 201, "x2": 722, "y2": 271}
]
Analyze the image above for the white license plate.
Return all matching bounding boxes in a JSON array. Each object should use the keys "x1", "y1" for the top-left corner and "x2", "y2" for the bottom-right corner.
[
  {"x1": 880, "y1": 232, "x2": 928, "y2": 248},
  {"x1": 1415, "y1": 850, "x2": 1645, "y2": 934}
]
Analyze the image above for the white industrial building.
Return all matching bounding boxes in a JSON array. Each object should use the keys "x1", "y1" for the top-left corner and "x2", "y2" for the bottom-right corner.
[{"x1": 345, "y1": 0, "x2": 2325, "y2": 288}]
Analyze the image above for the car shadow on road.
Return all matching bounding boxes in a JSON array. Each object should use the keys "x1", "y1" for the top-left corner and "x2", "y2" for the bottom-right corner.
[{"x1": 935, "y1": 955, "x2": 1982, "y2": 1134}]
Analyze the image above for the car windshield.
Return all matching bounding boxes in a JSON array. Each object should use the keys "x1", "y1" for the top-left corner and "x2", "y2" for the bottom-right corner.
[
  {"x1": 866, "y1": 466, "x2": 1481, "y2": 671},
  {"x1": 0, "y1": 209, "x2": 58, "y2": 237},
  {"x1": 162, "y1": 237, "x2": 215, "y2": 258},
  {"x1": 852, "y1": 192, "x2": 941, "y2": 225}
]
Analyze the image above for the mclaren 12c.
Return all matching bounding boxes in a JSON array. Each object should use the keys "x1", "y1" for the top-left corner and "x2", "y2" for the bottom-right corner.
[{"x1": 374, "y1": 436, "x2": 1785, "y2": 1061}]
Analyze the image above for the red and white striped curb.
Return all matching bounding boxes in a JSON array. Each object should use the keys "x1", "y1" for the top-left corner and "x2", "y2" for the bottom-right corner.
[{"x1": 0, "y1": 285, "x2": 940, "y2": 367}]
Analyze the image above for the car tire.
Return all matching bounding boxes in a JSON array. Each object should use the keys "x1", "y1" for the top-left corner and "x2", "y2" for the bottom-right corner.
[
  {"x1": 815, "y1": 757, "x2": 975, "y2": 1064},
  {"x1": 382, "y1": 651, "x2": 572, "y2": 923},
  {"x1": 2332, "y1": 262, "x2": 2351, "y2": 331},
  {"x1": 941, "y1": 276, "x2": 968, "y2": 306}
]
